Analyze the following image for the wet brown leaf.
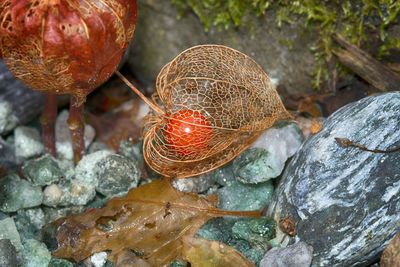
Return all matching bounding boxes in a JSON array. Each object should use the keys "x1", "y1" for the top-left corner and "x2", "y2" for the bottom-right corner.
[
  {"x1": 142, "y1": 45, "x2": 291, "y2": 178},
  {"x1": 52, "y1": 178, "x2": 260, "y2": 266},
  {"x1": 182, "y1": 236, "x2": 255, "y2": 267}
]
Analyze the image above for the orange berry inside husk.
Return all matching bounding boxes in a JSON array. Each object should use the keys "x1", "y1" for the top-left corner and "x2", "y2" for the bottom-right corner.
[{"x1": 164, "y1": 109, "x2": 213, "y2": 156}]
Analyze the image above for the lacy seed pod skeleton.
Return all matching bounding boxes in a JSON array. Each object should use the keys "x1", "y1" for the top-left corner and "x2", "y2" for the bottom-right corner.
[
  {"x1": 119, "y1": 45, "x2": 292, "y2": 178},
  {"x1": 0, "y1": 0, "x2": 137, "y2": 162}
]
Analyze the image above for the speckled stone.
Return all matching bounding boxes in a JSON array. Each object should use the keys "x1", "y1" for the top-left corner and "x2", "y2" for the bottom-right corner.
[
  {"x1": 0, "y1": 239, "x2": 18, "y2": 267},
  {"x1": 0, "y1": 174, "x2": 43, "y2": 212},
  {"x1": 48, "y1": 258, "x2": 74, "y2": 267},
  {"x1": 260, "y1": 242, "x2": 313, "y2": 267},
  {"x1": 22, "y1": 239, "x2": 51, "y2": 267},
  {"x1": 95, "y1": 154, "x2": 140, "y2": 197},
  {"x1": 14, "y1": 208, "x2": 45, "y2": 241},
  {"x1": 14, "y1": 126, "x2": 44, "y2": 159},
  {"x1": 22, "y1": 154, "x2": 63, "y2": 186},
  {"x1": 268, "y1": 93, "x2": 400, "y2": 266},
  {"x1": 0, "y1": 217, "x2": 23, "y2": 253},
  {"x1": 218, "y1": 179, "x2": 274, "y2": 211}
]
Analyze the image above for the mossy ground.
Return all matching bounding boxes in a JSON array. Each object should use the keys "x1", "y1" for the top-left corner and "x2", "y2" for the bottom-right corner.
[{"x1": 171, "y1": 0, "x2": 400, "y2": 89}]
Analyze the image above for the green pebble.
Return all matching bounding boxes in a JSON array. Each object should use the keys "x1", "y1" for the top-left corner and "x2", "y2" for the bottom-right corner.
[
  {"x1": 233, "y1": 148, "x2": 279, "y2": 184},
  {"x1": 22, "y1": 154, "x2": 63, "y2": 186},
  {"x1": 15, "y1": 208, "x2": 45, "y2": 241},
  {"x1": 0, "y1": 239, "x2": 18, "y2": 267},
  {"x1": 232, "y1": 218, "x2": 276, "y2": 246},
  {"x1": 22, "y1": 239, "x2": 51, "y2": 267},
  {"x1": 0, "y1": 174, "x2": 43, "y2": 212},
  {"x1": 217, "y1": 179, "x2": 274, "y2": 211},
  {"x1": 0, "y1": 217, "x2": 23, "y2": 253},
  {"x1": 169, "y1": 260, "x2": 188, "y2": 267},
  {"x1": 49, "y1": 258, "x2": 74, "y2": 267}
]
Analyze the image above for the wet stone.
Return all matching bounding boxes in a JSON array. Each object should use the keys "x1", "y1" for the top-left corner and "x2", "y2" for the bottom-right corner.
[
  {"x1": 0, "y1": 174, "x2": 43, "y2": 212},
  {"x1": 0, "y1": 239, "x2": 18, "y2": 267},
  {"x1": 14, "y1": 208, "x2": 45, "y2": 241},
  {"x1": 14, "y1": 126, "x2": 44, "y2": 159},
  {"x1": 217, "y1": 179, "x2": 274, "y2": 211},
  {"x1": 268, "y1": 93, "x2": 400, "y2": 266},
  {"x1": 260, "y1": 242, "x2": 313, "y2": 267},
  {"x1": 22, "y1": 239, "x2": 51, "y2": 267},
  {"x1": 48, "y1": 258, "x2": 74, "y2": 267},
  {"x1": 95, "y1": 154, "x2": 140, "y2": 197},
  {"x1": 22, "y1": 154, "x2": 63, "y2": 186}
]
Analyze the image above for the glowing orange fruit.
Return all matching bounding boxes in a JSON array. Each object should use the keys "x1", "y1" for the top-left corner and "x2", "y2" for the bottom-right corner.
[{"x1": 164, "y1": 109, "x2": 212, "y2": 156}]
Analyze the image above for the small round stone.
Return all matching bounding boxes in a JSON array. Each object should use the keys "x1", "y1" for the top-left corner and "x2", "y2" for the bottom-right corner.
[{"x1": 43, "y1": 185, "x2": 63, "y2": 207}]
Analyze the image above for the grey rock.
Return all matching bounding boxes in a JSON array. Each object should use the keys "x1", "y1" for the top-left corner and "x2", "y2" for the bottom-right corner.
[
  {"x1": 0, "y1": 239, "x2": 18, "y2": 267},
  {"x1": 260, "y1": 242, "x2": 313, "y2": 267},
  {"x1": 218, "y1": 179, "x2": 274, "y2": 211},
  {"x1": 55, "y1": 110, "x2": 95, "y2": 160},
  {"x1": 22, "y1": 239, "x2": 51, "y2": 267},
  {"x1": 0, "y1": 101, "x2": 18, "y2": 135},
  {"x1": 0, "y1": 217, "x2": 23, "y2": 253},
  {"x1": 172, "y1": 172, "x2": 216, "y2": 193},
  {"x1": 15, "y1": 208, "x2": 45, "y2": 241},
  {"x1": 22, "y1": 154, "x2": 63, "y2": 186},
  {"x1": 95, "y1": 154, "x2": 140, "y2": 197},
  {"x1": 268, "y1": 93, "x2": 400, "y2": 266},
  {"x1": 14, "y1": 126, "x2": 44, "y2": 159},
  {"x1": 88, "y1": 141, "x2": 112, "y2": 154},
  {"x1": 49, "y1": 258, "x2": 74, "y2": 267},
  {"x1": 128, "y1": 0, "x2": 316, "y2": 95},
  {"x1": 118, "y1": 140, "x2": 144, "y2": 168},
  {"x1": 0, "y1": 136, "x2": 16, "y2": 172},
  {"x1": 0, "y1": 60, "x2": 44, "y2": 136},
  {"x1": 0, "y1": 174, "x2": 43, "y2": 212}
]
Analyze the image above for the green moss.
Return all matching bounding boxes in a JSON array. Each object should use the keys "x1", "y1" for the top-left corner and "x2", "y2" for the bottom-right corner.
[{"x1": 171, "y1": 0, "x2": 400, "y2": 89}]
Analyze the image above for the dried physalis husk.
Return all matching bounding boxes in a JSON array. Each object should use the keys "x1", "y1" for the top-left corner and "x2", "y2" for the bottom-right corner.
[
  {"x1": 143, "y1": 45, "x2": 292, "y2": 178},
  {"x1": 0, "y1": 0, "x2": 137, "y2": 102}
]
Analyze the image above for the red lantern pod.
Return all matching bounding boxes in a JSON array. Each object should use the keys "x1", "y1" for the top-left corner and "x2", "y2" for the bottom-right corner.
[
  {"x1": 140, "y1": 45, "x2": 292, "y2": 178},
  {"x1": 0, "y1": 0, "x2": 137, "y2": 161}
]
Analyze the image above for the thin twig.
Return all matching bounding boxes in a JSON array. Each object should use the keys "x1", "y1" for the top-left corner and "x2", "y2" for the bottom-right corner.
[
  {"x1": 116, "y1": 71, "x2": 165, "y2": 115},
  {"x1": 335, "y1": 137, "x2": 400, "y2": 153}
]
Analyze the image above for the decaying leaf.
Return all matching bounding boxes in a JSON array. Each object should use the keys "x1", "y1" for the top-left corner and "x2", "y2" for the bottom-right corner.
[
  {"x1": 52, "y1": 178, "x2": 260, "y2": 266},
  {"x1": 141, "y1": 45, "x2": 291, "y2": 178},
  {"x1": 182, "y1": 236, "x2": 255, "y2": 267}
]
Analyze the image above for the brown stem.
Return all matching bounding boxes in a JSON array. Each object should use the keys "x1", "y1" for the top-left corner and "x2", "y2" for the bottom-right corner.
[
  {"x1": 41, "y1": 93, "x2": 58, "y2": 156},
  {"x1": 335, "y1": 137, "x2": 400, "y2": 153},
  {"x1": 68, "y1": 95, "x2": 86, "y2": 164},
  {"x1": 115, "y1": 71, "x2": 165, "y2": 115}
]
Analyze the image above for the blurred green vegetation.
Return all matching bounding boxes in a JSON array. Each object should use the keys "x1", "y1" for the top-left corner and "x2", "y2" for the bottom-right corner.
[{"x1": 171, "y1": 0, "x2": 400, "y2": 88}]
